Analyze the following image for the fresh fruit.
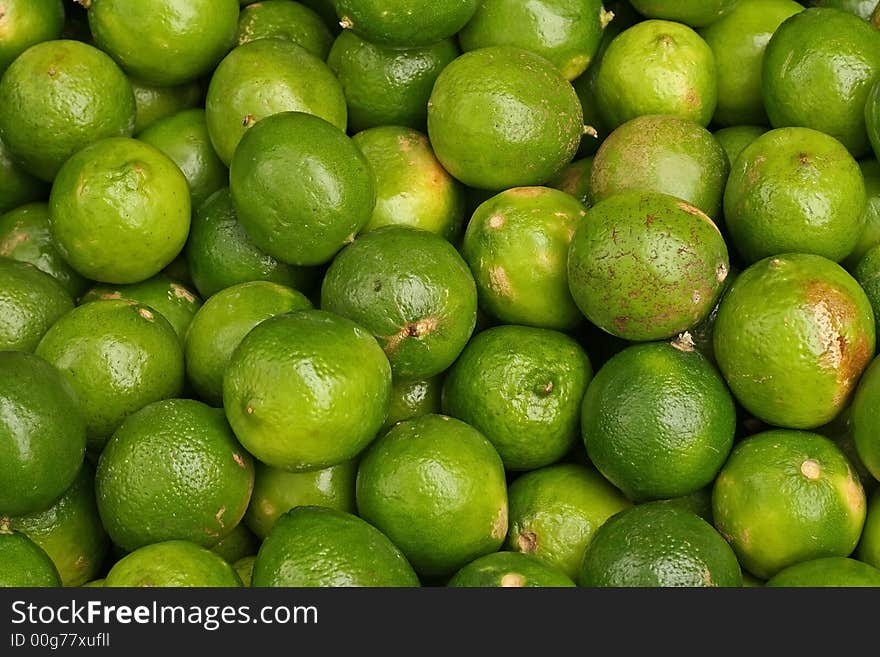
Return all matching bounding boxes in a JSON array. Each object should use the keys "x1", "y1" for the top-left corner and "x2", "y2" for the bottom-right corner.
[
  {"x1": 505, "y1": 463, "x2": 631, "y2": 580},
  {"x1": 252, "y1": 506, "x2": 419, "y2": 587},
  {"x1": 130, "y1": 78, "x2": 202, "y2": 134},
  {"x1": 427, "y1": 46, "x2": 584, "y2": 190},
  {"x1": 582, "y1": 341, "x2": 736, "y2": 501},
  {"x1": 580, "y1": 503, "x2": 742, "y2": 587},
  {"x1": 223, "y1": 310, "x2": 392, "y2": 471},
  {"x1": 356, "y1": 414, "x2": 508, "y2": 578},
  {"x1": 103, "y1": 540, "x2": 242, "y2": 587},
  {"x1": 49, "y1": 137, "x2": 191, "y2": 284},
  {"x1": 712, "y1": 429, "x2": 866, "y2": 579},
  {"x1": 766, "y1": 557, "x2": 880, "y2": 587},
  {"x1": 448, "y1": 552, "x2": 576, "y2": 587},
  {"x1": 629, "y1": 0, "x2": 738, "y2": 27},
  {"x1": 458, "y1": 0, "x2": 608, "y2": 81},
  {"x1": 238, "y1": 0, "x2": 333, "y2": 58},
  {"x1": 0, "y1": 523, "x2": 62, "y2": 587},
  {"x1": 724, "y1": 128, "x2": 866, "y2": 264},
  {"x1": 35, "y1": 299, "x2": 185, "y2": 449},
  {"x1": 333, "y1": 0, "x2": 479, "y2": 47},
  {"x1": 461, "y1": 187, "x2": 587, "y2": 330},
  {"x1": 0, "y1": 351, "x2": 85, "y2": 516},
  {"x1": 567, "y1": 191, "x2": 730, "y2": 341},
  {"x1": 0, "y1": 138, "x2": 48, "y2": 214},
  {"x1": 327, "y1": 32, "x2": 459, "y2": 133},
  {"x1": 233, "y1": 556, "x2": 255, "y2": 586},
  {"x1": 812, "y1": 0, "x2": 879, "y2": 20},
  {"x1": 845, "y1": 160, "x2": 880, "y2": 270},
  {"x1": 205, "y1": 38, "x2": 347, "y2": 165},
  {"x1": 0, "y1": 0, "x2": 65, "y2": 74},
  {"x1": 230, "y1": 111, "x2": 375, "y2": 266},
  {"x1": 713, "y1": 254, "x2": 875, "y2": 429},
  {"x1": 595, "y1": 20, "x2": 717, "y2": 129},
  {"x1": 211, "y1": 523, "x2": 259, "y2": 564},
  {"x1": 852, "y1": 356, "x2": 880, "y2": 479},
  {"x1": 184, "y1": 281, "x2": 312, "y2": 406},
  {"x1": 382, "y1": 378, "x2": 442, "y2": 432},
  {"x1": 244, "y1": 460, "x2": 357, "y2": 539},
  {"x1": 0, "y1": 39, "x2": 135, "y2": 181},
  {"x1": 859, "y1": 488, "x2": 880, "y2": 568},
  {"x1": 713, "y1": 125, "x2": 766, "y2": 168},
  {"x1": 856, "y1": 246, "x2": 880, "y2": 338},
  {"x1": 85, "y1": 0, "x2": 239, "y2": 86},
  {"x1": 589, "y1": 114, "x2": 729, "y2": 218},
  {"x1": 442, "y1": 325, "x2": 593, "y2": 471},
  {"x1": 547, "y1": 158, "x2": 593, "y2": 207},
  {"x1": 352, "y1": 127, "x2": 465, "y2": 241},
  {"x1": 0, "y1": 257, "x2": 74, "y2": 352},
  {"x1": 321, "y1": 226, "x2": 477, "y2": 380},
  {"x1": 763, "y1": 7, "x2": 880, "y2": 157}
]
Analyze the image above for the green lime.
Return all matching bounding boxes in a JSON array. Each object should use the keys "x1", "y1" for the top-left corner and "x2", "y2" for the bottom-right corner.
[
  {"x1": 185, "y1": 188, "x2": 314, "y2": 299},
  {"x1": 0, "y1": 39, "x2": 135, "y2": 181},
  {"x1": 352, "y1": 127, "x2": 465, "y2": 242},
  {"x1": 185, "y1": 281, "x2": 312, "y2": 406},
  {"x1": 766, "y1": 557, "x2": 880, "y2": 587},
  {"x1": 0, "y1": 351, "x2": 85, "y2": 516},
  {"x1": 462, "y1": 187, "x2": 587, "y2": 330},
  {"x1": 844, "y1": 160, "x2": 880, "y2": 271},
  {"x1": 104, "y1": 540, "x2": 242, "y2": 587},
  {"x1": 300, "y1": 0, "x2": 338, "y2": 30},
  {"x1": 86, "y1": 0, "x2": 239, "y2": 86},
  {"x1": 211, "y1": 523, "x2": 259, "y2": 564},
  {"x1": 233, "y1": 556, "x2": 255, "y2": 586},
  {"x1": 382, "y1": 377, "x2": 442, "y2": 432},
  {"x1": 35, "y1": 299, "x2": 184, "y2": 449},
  {"x1": 230, "y1": 111, "x2": 375, "y2": 267},
  {"x1": 459, "y1": 0, "x2": 609, "y2": 80},
  {"x1": 547, "y1": 158, "x2": 593, "y2": 207},
  {"x1": 763, "y1": 7, "x2": 880, "y2": 157},
  {"x1": 130, "y1": 78, "x2": 202, "y2": 135},
  {"x1": 0, "y1": 257, "x2": 73, "y2": 352},
  {"x1": 655, "y1": 487, "x2": 714, "y2": 523},
  {"x1": 244, "y1": 459, "x2": 356, "y2": 540},
  {"x1": 853, "y1": 356, "x2": 880, "y2": 480},
  {"x1": 505, "y1": 463, "x2": 631, "y2": 580},
  {"x1": 629, "y1": 0, "x2": 738, "y2": 27},
  {"x1": 252, "y1": 506, "x2": 419, "y2": 587},
  {"x1": 81, "y1": 579, "x2": 104, "y2": 588},
  {"x1": 356, "y1": 414, "x2": 507, "y2": 578},
  {"x1": 699, "y1": 0, "x2": 803, "y2": 126},
  {"x1": 0, "y1": 203, "x2": 88, "y2": 297},
  {"x1": 567, "y1": 191, "x2": 730, "y2": 341},
  {"x1": 427, "y1": 46, "x2": 584, "y2": 191},
  {"x1": 321, "y1": 226, "x2": 477, "y2": 380},
  {"x1": 96, "y1": 399, "x2": 254, "y2": 551},
  {"x1": 723, "y1": 127, "x2": 866, "y2": 264},
  {"x1": 855, "y1": 246, "x2": 880, "y2": 341},
  {"x1": 448, "y1": 552, "x2": 576, "y2": 587},
  {"x1": 442, "y1": 325, "x2": 593, "y2": 471},
  {"x1": 590, "y1": 114, "x2": 729, "y2": 218},
  {"x1": 712, "y1": 429, "x2": 866, "y2": 579},
  {"x1": 583, "y1": 341, "x2": 736, "y2": 501},
  {"x1": 8, "y1": 463, "x2": 108, "y2": 587},
  {"x1": 0, "y1": 137, "x2": 48, "y2": 214},
  {"x1": 137, "y1": 109, "x2": 227, "y2": 210},
  {"x1": 713, "y1": 254, "x2": 875, "y2": 429},
  {"x1": 858, "y1": 488, "x2": 880, "y2": 568},
  {"x1": 49, "y1": 137, "x2": 191, "y2": 284},
  {"x1": 334, "y1": 0, "x2": 478, "y2": 47},
  {"x1": 580, "y1": 503, "x2": 742, "y2": 587},
  {"x1": 595, "y1": 20, "x2": 717, "y2": 130},
  {"x1": 81, "y1": 273, "x2": 202, "y2": 343},
  {"x1": 0, "y1": 0, "x2": 65, "y2": 74},
  {"x1": 812, "y1": 0, "x2": 879, "y2": 19},
  {"x1": 238, "y1": 0, "x2": 333, "y2": 58},
  {"x1": 223, "y1": 309, "x2": 392, "y2": 471},
  {"x1": 205, "y1": 38, "x2": 347, "y2": 165},
  {"x1": 713, "y1": 125, "x2": 766, "y2": 168},
  {"x1": 0, "y1": 523, "x2": 61, "y2": 587}
]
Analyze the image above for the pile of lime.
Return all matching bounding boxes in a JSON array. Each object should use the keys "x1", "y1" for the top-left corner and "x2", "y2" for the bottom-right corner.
[{"x1": 4, "y1": 0, "x2": 880, "y2": 589}]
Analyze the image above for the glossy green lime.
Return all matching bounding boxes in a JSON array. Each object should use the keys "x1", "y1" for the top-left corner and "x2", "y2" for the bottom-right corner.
[
  {"x1": 252, "y1": 506, "x2": 419, "y2": 587},
  {"x1": 184, "y1": 281, "x2": 312, "y2": 406},
  {"x1": 87, "y1": 0, "x2": 239, "y2": 86},
  {"x1": 104, "y1": 540, "x2": 242, "y2": 587},
  {"x1": 427, "y1": 46, "x2": 584, "y2": 191},
  {"x1": 855, "y1": 245, "x2": 880, "y2": 339},
  {"x1": 211, "y1": 523, "x2": 259, "y2": 564},
  {"x1": 590, "y1": 114, "x2": 729, "y2": 218},
  {"x1": 130, "y1": 78, "x2": 202, "y2": 134},
  {"x1": 844, "y1": 160, "x2": 880, "y2": 271},
  {"x1": 462, "y1": 187, "x2": 587, "y2": 330},
  {"x1": 0, "y1": 0, "x2": 65, "y2": 74},
  {"x1": 812, "y1": 0, "x2": 879, "y2": 19},
  {"x1": 0, "y1": 525, "x2": 61, "y2": 587},
  {"x1": 49, "y1": 137, "x2": 191, "y2": 285},
  {"x1": 767, "y1": 557, "x2": 880, "y2": 587},
  {"x1": 0, "y1": 138, "x2": 48, "y2": 214},
  {"x1": 230, "y1": 111, "x2": 375, "y2": 267},
  {"x1": 763, "y1": 7, "x2": 880, "y2": 157},
  {"x1": 0, "y1": 257, "x2": 73, "y2": 352},
  {"x1": 333, "y1": 0, "x2": 479, "y2": 47},
  {"x1": 713, "y1": 254, "x2": 875, "y2": 429},
  {"x1": 321, "y1": 226, "x2": 477, "y2": 380},
  {"x1": 382, "y1": 377, "x2": 442, "y2": 432},
  {"x1": 448, "y1": 552, "x2": 576, "y2": 587},
  {"x1": 859, "y1": 488, "x2": 880, "y2": 568},
  {"x1": 629, "y1": 0, "x2": 738, "y2": 27},
  {"x1": 238, "y1": 0, "x2": 333, "y2": 58},
  {"x1": 0, "y1": 351, "x2": 85, "y2": 516},
  {"x1": 205, "y1": 38, "x2": 347, "y2": 165},
  {"x1": 35, "y1": 299, "x2": 185, "y2": 449},
  {"x1": 713, "y1": 125, "x2": 766, "y2": 168},
  {"x1": 853, "y1": 356, "x2": 880, "y2": 480},
  {"x1": 223, "y1": 310, "x2": 392, "y2": 472},
  {"x1": 352, "y1": 127, "x2": 465, "y2": 242},
  {"x1": 547, "y1": 158, "x2": 593, "y2": 207},
  {"x1": 0, "y1": 39, "x2": 135, "y2": 181}
]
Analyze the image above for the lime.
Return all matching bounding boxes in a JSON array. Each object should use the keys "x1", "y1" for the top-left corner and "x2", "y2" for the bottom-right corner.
[
  {"x1": 858, "y1": 488, "x2": 880, "y2": 568},
  {"x1": 844, "y1": 160, "x2": 880, "y2": 271},
  {"x1": 334, "y1": 0, "x2": 478, "y2": 47},
  {"x1": 0, "y1": 523, "x2": 61, "y2": 587},
  {"x1": 104, "y1": 540, "x2": 242, "y2": 587},
  {"x1": 0, "y1": 0, "x2": 65, "y2": 74},
  {"x1": 356, "y1": 414, "x2": 508, "y2": 578},
  {"x1": 629, "y1": 0, "x2": 738, "y2": 27},
  {"x1": 712, "y1": 429, "x2": 866, "y2": 579},
  {"x1": 853, "y1": 356, "x2": 880, "y2": 479},
  {"x1": 856, "y1": 245, "x2": 880, "y2": 339},
  {"x1": 713, "y1": 125, "x2": 766, "y2": 168},
  {"x1": 233, "y1": 556, "x2": 255, "y2": 587},
  {"x1": 130, "y1": 78, "x2": 203, "y2": 135},
  {"x1": 0, "y1": 137, "x2": 48, "y2": 214},
  {"x1": 448, "y1": 552, "x2": 576, "y2": 587},
  {"x1": 238, "y1": 0, "x2": 333, "y2": 58},
  {"x1": 547, "y1": 158, "x2": 593, "y2": 207},
  {"x1": 0, "y1": 257, "x2": 73, "y2": 352},
  {"x1": 812, "y1": 0, "x2": 879, "y2": 19},
  {"x1": 252, "y1": 506, "x2": 419, "y2": 587},
  {"x1": 211, "y1": 523, "x2": 259, "y2": 564},
  {"x1": 766, "y1": 557, "x2": 880, "y2": 587},
  {"x1": 382, "y1": 377, "x2": 442, "y2": 432},
  {"x1": 461, "y1": 187, "x2": 587, "y2": 330}
]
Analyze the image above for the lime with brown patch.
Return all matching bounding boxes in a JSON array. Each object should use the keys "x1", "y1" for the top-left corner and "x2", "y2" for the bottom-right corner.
[
  {"x1": 237, "y1": 0, "x2": 333, "y2": 58},
  {"x1": 321, "y1": 226, "x2": 477, "y2": 380},
  {"x1": 0, "y1": 257, "x2": 73, "y2": 352},
  {"x1": 462, "y1": 187, "x2": 587, "y2": 330},
  {"x1": 713, "y1": 254, "x2": 875, "y2": 430},
  {"x1": 448, "y1": 552, "x2": 576, "y2": 588},
  {"x1": 712, "y1": 429, "x2": 866, "y2": 579},
  {"x1": 0, "y1": 522, "x2": 61, "y2": 587},
  {"x1": 104, "y1": 540, "x2": 242, "y2": 587},
  {"x1": 567, "y1": 191, "x2": 730, "y2": 341}
]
